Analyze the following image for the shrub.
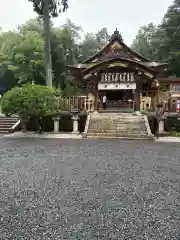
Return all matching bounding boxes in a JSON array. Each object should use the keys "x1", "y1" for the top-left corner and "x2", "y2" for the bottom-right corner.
[
  {"x1": 165, "y1": 117, "x2": 180, "y2": 132},
  {"x1": 1, "y1": 84, "x2": 59, "y2": 119}
]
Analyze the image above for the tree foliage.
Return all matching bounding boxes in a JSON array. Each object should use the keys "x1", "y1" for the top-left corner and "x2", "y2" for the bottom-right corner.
[
  {"x1": 0, "y1": 0, "x2": 178, "y2": 97},
  {"x1": 29, "y1": 0, "x2": 68, "y2": 17},
  {"x1": 1, "y1": 84, "x2": 58, "y2": 118},
  {"x1": 131, "y1": 0, "x2": 180, "y2": 76},
  {"x1": 0, "y1": 18, "x2": 110, "y2": 95}
]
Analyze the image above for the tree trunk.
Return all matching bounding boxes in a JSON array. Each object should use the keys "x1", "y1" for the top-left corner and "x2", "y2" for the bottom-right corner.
[{"x1": 43, "y1": 0, "x2": 53, "y2": 88}]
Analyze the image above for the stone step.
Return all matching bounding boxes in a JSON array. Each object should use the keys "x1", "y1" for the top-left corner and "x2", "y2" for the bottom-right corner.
[
  {"x1": 87, "y1": 113, "x2": 150, "y2": 140},
  {"x1": 0, "y1": 122, "x2": 17, "y2": 126},
  {"x1": 89, "y1": 120, "x2": 145, "y2": 125},
  {"x1": 0, "y1": 116, "x2": 18, "y2": 120},
  {"x1": 88, "y1": 132, "x2": 147, "y2": 136},
  {"x1": 0, "y1": 117, "x2": 19, "y2": 133},
  {"x1": 90, "y1": 120, "x2": 145, "y2": 124},
  {"x1": 88, "y1": 128, "x2": 147, "y2": 133},
  {"x1": 91, "y1": 117, "x2": 144, "y2": 121},
  {"x1": 86, "y1": 135, "x2": 151, "y2": 140},
  {"x1": 0, "y1": 128, "x2": 12, "y2": 132},
  {"x1": 116, "y1": 125, "x2": 146, "y2": 128},
  {"x1": 0, "y1": 131, "x2": 11, "y2": 133},
  {"x1": 89, "y1": 125, "x2": 147, "y2": 130},
  {"x1": 0, "y1": 125, "x2": 13, "y2": 129},
  {"x1": 87, "y1": 130, "x2": 148, "y2": 135},
  {"x1": 87, "y1": 133, "x2": 148, "y2": 138},
  {"x1": 0, "y1": 119, "x2": 18, "y2": 123},
  {"x1": 93, "y1": 112, "x2": 136, "y2": 116},
  {"x1": 0, "y1": 121, "x2": 18, "y2": 125}
]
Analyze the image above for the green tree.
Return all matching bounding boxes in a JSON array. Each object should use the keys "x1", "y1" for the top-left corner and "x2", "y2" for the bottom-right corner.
[
  {"x1": 46, "y1": 19, "x2": 83, "y2": 93},
  {"x1": 1, "y1": 84, "x2": 58, "y2": 130},
  {"x1": 0, "y1": 31, "x2": 21, "y2": 93},
  {"x1": 8, "y1": 30, "x2": 45, "y2": 85},
  {"x1": 29, "y1": 0, "x2": 69, "y2": 87},
  {"x1": 95, "y1": 27, "x2": 110, "y2": 46},
  {"x1": 0, "y1": 17, "x2": 111, "y2": 95},
  {"x1": 78, "y1": 28, "x2": 110, "y2": 62},
  {"x1": 29, "y1": 0, "x2": 68, "y2": 16},
  {"x1": 131, "y1": 0, "x2": 180, "y2": 76},
  {"x1": 159, "y1": 0, "x2": 180, "y2": 76},
  {"x1": 131, "y1": 23, "x2": 159, "y2": 60}
]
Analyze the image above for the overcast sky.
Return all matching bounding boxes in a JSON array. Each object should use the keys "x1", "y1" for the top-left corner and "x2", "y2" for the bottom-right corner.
[{"x1": 0, "y1": 0, "x2": 173, "y2": 45}]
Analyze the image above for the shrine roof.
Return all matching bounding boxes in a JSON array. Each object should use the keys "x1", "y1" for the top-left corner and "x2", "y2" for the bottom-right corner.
[
  {"x1": 67, "y1": 29, "x2": 169, "y2": 73},
  {"x1": 83, "y1": 57, "x2": 156, "y2": 77},
  {"x1": 67, "y1": 61, "x2": 168, "y2": 70},
  {"x1": 80, "y1": 29, "x2": 149, "y2": 64}
]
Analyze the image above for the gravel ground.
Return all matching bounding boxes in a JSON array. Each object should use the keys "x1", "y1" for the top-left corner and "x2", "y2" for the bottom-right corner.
[{"x1": 0, "y1": 138, "x2": 180, "y2": 239}]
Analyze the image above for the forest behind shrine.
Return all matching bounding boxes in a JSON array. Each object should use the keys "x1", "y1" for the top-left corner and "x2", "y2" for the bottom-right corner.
[{"x1": 0, "y1": 0, "x2": 179, "y2": 96}]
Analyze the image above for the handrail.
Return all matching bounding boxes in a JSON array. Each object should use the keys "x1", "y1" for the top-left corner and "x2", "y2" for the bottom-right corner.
[{"x1": 11, "y1": 119, "x2": 21, "y2": 132}]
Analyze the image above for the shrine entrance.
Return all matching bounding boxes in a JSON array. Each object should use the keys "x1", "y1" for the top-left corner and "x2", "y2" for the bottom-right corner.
[
  {"x1": 82, "y1": 59, "x2": 157, "y2": 112},
  {"x1": 98, "y1": 72, "x2": 136, "y2": 109},
  {"x1": 99, "y1": 89, "x2": 134, "y2": 109}
]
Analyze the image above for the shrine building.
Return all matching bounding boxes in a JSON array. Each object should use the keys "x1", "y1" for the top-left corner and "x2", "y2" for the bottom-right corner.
[{"x1": 68, "y1": 29, "x2": 180, "y2": 112}]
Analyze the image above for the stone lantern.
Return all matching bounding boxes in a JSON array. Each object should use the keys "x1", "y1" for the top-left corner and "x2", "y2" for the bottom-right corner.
[{"x1": 71, "y1": 107, "x2": 80, "y2": 134}]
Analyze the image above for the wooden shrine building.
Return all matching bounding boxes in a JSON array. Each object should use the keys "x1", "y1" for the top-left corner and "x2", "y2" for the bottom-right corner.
[{"x1": 68, "y1": 29, "x2": 180, "y2": 112}]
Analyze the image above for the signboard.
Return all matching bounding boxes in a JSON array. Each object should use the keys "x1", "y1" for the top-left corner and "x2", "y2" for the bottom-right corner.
[
  {"x1": 101, "y1": 72, "x2": 135, "y2": 83},
  {"x1": 98, "y1": 83, "x2": 136, "y2": 90}
]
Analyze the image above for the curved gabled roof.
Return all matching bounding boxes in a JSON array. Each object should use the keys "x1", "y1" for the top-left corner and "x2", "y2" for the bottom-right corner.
[
  {"x1": 83, "y1": 57, "x2": 157, "y2": 77},
  {"x1": 82, "y1": 29, "x2": 150, "y2": 64}
]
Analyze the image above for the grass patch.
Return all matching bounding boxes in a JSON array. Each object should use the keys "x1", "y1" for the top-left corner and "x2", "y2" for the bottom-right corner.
[{"x1": 168, "y1": 131, "x2": 180, "y2": 137}]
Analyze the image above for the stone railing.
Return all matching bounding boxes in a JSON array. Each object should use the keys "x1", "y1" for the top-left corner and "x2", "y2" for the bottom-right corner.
[{"x1": 57, "y1": 96, "x2": 95, "y2": 112}]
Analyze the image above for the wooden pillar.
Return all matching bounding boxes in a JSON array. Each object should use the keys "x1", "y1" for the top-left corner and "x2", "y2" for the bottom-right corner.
[
  {"x1": 135, "y1": 74, "x2": 141, "y2": 111},
  {"x1": 94, "y1": 72, "x2": 100, "y2": 111},
  {"x1": 94, "y1": 86, "x2": 99, "y2": 111},
  {"x1": 132, "y1": 90, "x2": 135, "y2": 111}
]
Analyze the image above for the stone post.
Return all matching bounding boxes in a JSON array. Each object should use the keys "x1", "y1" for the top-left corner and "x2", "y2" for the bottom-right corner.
[
  {"x1": 158, "y1": 118, "x2": 165, "y2": 134},
  {"x1": 72, "y1": 115, "x2": 79, "y2": 134},
  {"x1": 52, "y1": 116, "x2": 60, "y2": 133},
  {"x1": 21, "y1": 122, "x2": 27, "y2": 132},
  {"x1": 21, "y1": 116, "x2": 29, "y2": 132}
]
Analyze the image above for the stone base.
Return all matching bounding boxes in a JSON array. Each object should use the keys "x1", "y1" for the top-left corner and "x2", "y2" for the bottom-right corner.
[
  {"x1": 72, "y1": 131, "x2": 80, "y2": 134},
  {"x1": 93, "y1": 110, "x2": 99, "y2": 114},
  {"x1": 82, "y1": 132, "x2": 87, "y2": 138},
  {"x1": 134, "y1": 111, "x2": 142, "y2": 116}
]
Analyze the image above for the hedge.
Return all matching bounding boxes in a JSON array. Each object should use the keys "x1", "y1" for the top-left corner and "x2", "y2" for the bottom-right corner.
[{"x1": 148, "y1": 116, "x2": 180, "y2": 134}]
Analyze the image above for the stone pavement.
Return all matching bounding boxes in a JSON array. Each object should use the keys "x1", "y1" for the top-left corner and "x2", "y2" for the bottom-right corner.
[
  {"x1": 2, "y1": 131, "x2": 83, "y2": 139},
  {"x1": 3, "y1": 131, "x2": 180, "y2": 143},
  {"x1": 0, "y1": 139, "x2": 180, "y2": 239},
  {"x1": 155, "y1": 136, "x2": 180, "y2": 143}
]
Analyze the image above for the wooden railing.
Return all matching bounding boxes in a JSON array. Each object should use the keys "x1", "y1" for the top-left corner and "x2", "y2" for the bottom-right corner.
[
  {"x1": 57, "y1": 96, "x2": 95, "y2": 112},
  {"x1": 57, "y1": 96, "x2": 178, "y2": 113}
]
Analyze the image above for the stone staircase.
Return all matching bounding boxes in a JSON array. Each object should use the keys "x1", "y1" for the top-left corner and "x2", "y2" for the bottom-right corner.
[
  {"x1": 0, "y1": 116, "x2": 19, "y2": 134},
  {"x1": 85, "y1": 112, "x2": 153, "y2": 140}
]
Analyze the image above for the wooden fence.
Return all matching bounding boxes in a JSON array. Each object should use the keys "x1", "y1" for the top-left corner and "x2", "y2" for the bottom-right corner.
[
  {"x1": 57, "y1": 96, "x2": 178, "y2": 113},
  {"x1": 57, "y1": 96, "x2": 95, "y2": 112}
]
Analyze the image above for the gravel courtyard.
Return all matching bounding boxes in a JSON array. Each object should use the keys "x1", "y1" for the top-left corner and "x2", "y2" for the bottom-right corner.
[{"x1": 0, "y1": 138, "x2": 180, "y2": 239}]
